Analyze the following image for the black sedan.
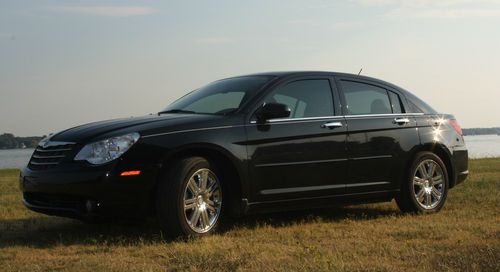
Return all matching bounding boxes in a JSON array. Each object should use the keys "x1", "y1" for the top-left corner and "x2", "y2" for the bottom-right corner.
[{"x1": 20, "y1": 71, "x2": 469, "y2": 238}]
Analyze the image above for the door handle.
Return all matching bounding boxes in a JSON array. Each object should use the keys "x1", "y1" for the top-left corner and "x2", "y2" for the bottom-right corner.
[
  {"x1": 321, "y1": 121, "x2": 343, "y2": 129},
  {"x1": 393, "y1": 117, "x2": 410, "y2": 125}
]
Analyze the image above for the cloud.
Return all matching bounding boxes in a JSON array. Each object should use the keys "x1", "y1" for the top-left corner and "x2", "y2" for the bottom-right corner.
[
  {"x1": 0, "y1": 32, "x2": 15, "y2": 40},
  {"x1": 332, "y1": 21, "x2": 364, "y2": 31},
  {"x1": 387, "y1": 7, "x2": 500, "y2": 18},
  {"x1": 351, "y1": 0, "x2": 500, "y2": 18},
  {"x1": 411, "y1": 8, "x2": 500, "y2": 18},
  {"x1": 353, "y1": 0, "x2": 500, "y2": 8},
  {"x1": 286, "y1": 19, "x2": 320, "y2": 26},
  {"x1": 195, "y1": 37, "x2": 235, "y2": 44},
  {"x1": 49, "y1": 6, "x2": 158, "y2": 17}
]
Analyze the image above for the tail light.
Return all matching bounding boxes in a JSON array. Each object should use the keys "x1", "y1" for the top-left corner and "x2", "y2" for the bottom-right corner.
[{"x1": 449, "y1": 119, "x2": 463, "y2": 136}]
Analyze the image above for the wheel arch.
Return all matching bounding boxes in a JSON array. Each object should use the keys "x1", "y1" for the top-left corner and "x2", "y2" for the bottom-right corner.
[
  {"x1": 407, "y1": 143, "x2": 455, "y2": 188},
  {"x1": 152, "y1": 143, "x2": 246, "y2": 217}
]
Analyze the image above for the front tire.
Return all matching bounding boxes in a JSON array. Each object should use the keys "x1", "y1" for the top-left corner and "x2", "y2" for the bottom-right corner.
[
  {"x1": 156, "y1": 157, "x2": 223, "y2": 238},
  {"x1": 396, "y1": 152, "x2": 449, "y2": 213}
]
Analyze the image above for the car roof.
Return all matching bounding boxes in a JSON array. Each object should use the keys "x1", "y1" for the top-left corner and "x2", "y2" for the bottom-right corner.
[{"x1": 240, "y1": 71, "x2": 406, "y2": 92}]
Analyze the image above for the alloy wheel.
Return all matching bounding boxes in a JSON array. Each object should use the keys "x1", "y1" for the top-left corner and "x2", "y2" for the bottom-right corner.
[
  {"x1": 183, "y1": 168, "x2": 222, "y2": 233},
  {"x1": 412, "y1": 159, "x2": 445, "y2": 209}
]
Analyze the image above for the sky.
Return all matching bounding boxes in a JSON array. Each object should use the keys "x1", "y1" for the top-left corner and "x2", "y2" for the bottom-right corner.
[{"x1": 1, "y1": 0, "x2": 499, "y2": 136}]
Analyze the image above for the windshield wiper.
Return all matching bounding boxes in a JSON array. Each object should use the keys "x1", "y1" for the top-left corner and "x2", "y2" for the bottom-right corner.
[{"x1": 158, "y1": 109, "x2": 197, "y2": 115}]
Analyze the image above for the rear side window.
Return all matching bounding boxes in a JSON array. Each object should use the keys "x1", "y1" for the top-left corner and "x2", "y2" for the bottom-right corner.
[
  {"x1": 264, "y1": 79, "x2": 334, "y2": 118},
  {"x1": 388, "y1": 91, "x2": 403, "y2": 113},
  {"x1": 340, "y1": 81, "x2": 392, "y2": 115}
]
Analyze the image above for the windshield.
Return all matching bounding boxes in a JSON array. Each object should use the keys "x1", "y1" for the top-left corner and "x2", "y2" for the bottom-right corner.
[{"x1": 161, "y1": 76, "x2": 274, "y2": 115}]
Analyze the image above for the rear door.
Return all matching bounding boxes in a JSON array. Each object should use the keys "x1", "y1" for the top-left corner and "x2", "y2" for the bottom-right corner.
[
  {"x1": 335, "y1": 77, "x2": 420, "y2": 193},
  {"x1": 245, "y1": 76, "x2": 348, "y2": 202}
]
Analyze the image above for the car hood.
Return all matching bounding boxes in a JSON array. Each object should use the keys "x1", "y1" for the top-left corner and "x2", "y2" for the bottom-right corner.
[{"x1": 49, "y1": 114, "x2": 221, "y2": 143}]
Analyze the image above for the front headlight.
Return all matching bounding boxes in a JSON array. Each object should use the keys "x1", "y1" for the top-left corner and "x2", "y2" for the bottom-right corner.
[{"x1": 74, "y1": 132, "x2": 140, "y2": 165}]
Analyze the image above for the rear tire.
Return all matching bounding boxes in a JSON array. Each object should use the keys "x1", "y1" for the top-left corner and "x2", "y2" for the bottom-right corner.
[
  {"x1": 156, "y1": 157, "x2": 224, "y2": 238},
  {"x1": 396, "y1": 152, "x2": 449, "y2": 213}
]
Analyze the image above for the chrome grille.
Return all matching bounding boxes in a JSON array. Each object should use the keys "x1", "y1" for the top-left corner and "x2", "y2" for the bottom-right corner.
[{"x1": 28, "y1": 142, "x2": 75, "y2": 170}]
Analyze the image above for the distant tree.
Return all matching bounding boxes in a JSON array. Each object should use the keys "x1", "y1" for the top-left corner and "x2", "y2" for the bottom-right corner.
[
  {"x1": 0, "y1": 133, "x2": 44, "y2": 149},
  {"x1": 0, "y1": 133, "x2": 17, "y2": 149},
  {"x1": 462, "y1": 127, "x2": 500, "y2": 136}
]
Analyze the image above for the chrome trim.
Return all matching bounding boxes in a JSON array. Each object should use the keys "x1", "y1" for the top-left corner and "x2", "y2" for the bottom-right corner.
[
  {"x1": 344, "y1": 113, "x2": 424, "y2": 119},
  {"x1": 260, "y1": 184, "x2": 345, "y2": 195},
  {"x1": 142, "y1": 113, "x2": 426, "y2": 138},
  {"x1": 40, "y1": 141, "x2": 76, "y2": 148},
  {"x1": 32, "y1": 154, "x2": 66, "y2": 159},
  {"x1": 351, "y1": 155, "x2": 392, "y2": 160},
  {"x1": 345, "y1": 181, "x2": 390, "y2": 188},
  {"x1": 34, "y1": 148, "x2": 73, "y2": 152},
  {"x1": 29, "y1": 161, "x2": 59, "y2": 165},
  {"x1": 249, "y1": 113, "x2": 424, "y2": 124},
  {"x1": 250, "y1": 115, "x2": 343, "y2": 124},
  {"x1": 321, "y1": 121, "x2": 343, "y2": 129},
  {"x1": 393, "y1": 117, "x2": 411, "y2": 124},
  {"x1": 142, "y1": 125, "x2": 238, "y2": 138},
  {"x1": 255, "y1": 158, "x2": 348, "y2": 168}
]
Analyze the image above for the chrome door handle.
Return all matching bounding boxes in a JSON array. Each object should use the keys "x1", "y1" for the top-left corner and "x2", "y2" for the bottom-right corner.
[
  {"x1": 393, "y1": 117, "x2": 410, "y2": 125},
  {"x1": 321, "y1": 121, "x2": 343, "y2": 129}
]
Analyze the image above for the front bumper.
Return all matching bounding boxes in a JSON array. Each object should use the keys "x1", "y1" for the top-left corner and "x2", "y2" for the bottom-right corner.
[{"x1": 20, "y1": 162, "x2": 160, "y2": 219}]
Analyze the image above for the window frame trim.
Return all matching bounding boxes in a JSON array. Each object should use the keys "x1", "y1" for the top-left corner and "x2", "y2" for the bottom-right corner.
[{"x1": 334, "y1": 76, "x2": 409, "y2": 116}]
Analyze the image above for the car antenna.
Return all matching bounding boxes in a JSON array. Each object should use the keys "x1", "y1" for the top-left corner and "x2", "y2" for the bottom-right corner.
[{"x1": 357, "y1": 68, "x2": 363, "y2": 75}]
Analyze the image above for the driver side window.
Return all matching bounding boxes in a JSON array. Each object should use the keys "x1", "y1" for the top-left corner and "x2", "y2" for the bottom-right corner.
[{"x1": 264, "y1": 79, "x2": 334, "y2": 119}]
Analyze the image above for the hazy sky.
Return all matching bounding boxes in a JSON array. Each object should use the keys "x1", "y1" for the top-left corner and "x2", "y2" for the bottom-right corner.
[{"x1": 1, "y1": 0, "x2": 499, "y2": 136}]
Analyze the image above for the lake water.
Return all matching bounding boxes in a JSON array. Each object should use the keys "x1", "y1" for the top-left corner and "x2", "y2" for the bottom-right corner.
[
  {"x1": 0, "y1": 135, "x2": 499, "y2": 169},
  {"x1": 0, "y1": 148, "x2": 35, "y2": 169}
]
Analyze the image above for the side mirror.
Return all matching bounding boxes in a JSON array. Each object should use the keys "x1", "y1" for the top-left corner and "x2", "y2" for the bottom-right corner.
[{"x1": 255, "y1": 103, "x2": 291, "y2": 122}]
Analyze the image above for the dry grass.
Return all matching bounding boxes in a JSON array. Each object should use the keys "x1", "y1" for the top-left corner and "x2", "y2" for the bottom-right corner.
[{"x1": 1, "y1": 159, "x2": 499, "y2": 271}]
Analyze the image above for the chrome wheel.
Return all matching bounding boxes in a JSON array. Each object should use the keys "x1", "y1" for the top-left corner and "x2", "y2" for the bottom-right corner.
[
  {"x1": 183, "y1": 168, "x2": 222, "y2": 233},
  {"x1": 412, "y1": 159, "x2": 445, "y2": 209}
]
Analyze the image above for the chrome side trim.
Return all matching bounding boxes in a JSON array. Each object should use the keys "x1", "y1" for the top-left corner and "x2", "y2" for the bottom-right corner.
[
  {"x1": 142, "y1": 125, "x2": 239, "y2": 138},
  {"x1": 351, "y1": 155, "x2": 393, "y2": 160},
  {"x1": 250, "y1": 115, "x2": 343, "y2": 124},
  {"x1": 249, "y1": 113, "x2": 424, "y2": 124},
  {"x1": 142, "y1": 113, "x2": 425, "y2": 138},
  {"x1": 345, "y1": 181, "x2": 391, "y2": 188},
  {"x1": 260, "y1": 184, "x2": 345, "y2": 195},
  {"x1": 344, "y1": 113, "x2": 424, "y2": 119},
  {"x1": 255, "y1": 158, "x2": 348, "y2": 168}
]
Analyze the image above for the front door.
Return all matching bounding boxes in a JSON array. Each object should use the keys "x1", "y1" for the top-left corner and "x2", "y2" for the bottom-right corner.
[{"x1": 245, "y1": 77, "x2": 348, "y2": 202}]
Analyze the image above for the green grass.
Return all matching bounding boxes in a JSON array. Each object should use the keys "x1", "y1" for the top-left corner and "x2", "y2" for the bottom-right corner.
[{"x1": 1, "y1": 159, "x2": 499, "y2": 271}]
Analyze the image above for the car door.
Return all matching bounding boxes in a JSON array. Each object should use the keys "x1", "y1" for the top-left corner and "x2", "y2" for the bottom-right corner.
[
  {"x1": 245, "y1": 77, "x2": 348, "y2": 202},
  {"x1": 335, "y1": 77, "x2": 420, "y2": 194}
]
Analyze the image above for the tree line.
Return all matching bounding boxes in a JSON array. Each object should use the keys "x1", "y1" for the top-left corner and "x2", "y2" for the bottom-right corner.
[
  {"x1": 0, "y1": 133, "x2": 44, "y2": 149},
  {"x1": 462, "y1": 127, "x2": 500, "y2": 136}
]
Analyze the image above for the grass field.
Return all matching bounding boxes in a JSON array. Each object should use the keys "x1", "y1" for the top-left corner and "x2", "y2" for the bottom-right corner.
[{"x1": 1, "y1": 159, "x2": 499, "y2": 271}]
